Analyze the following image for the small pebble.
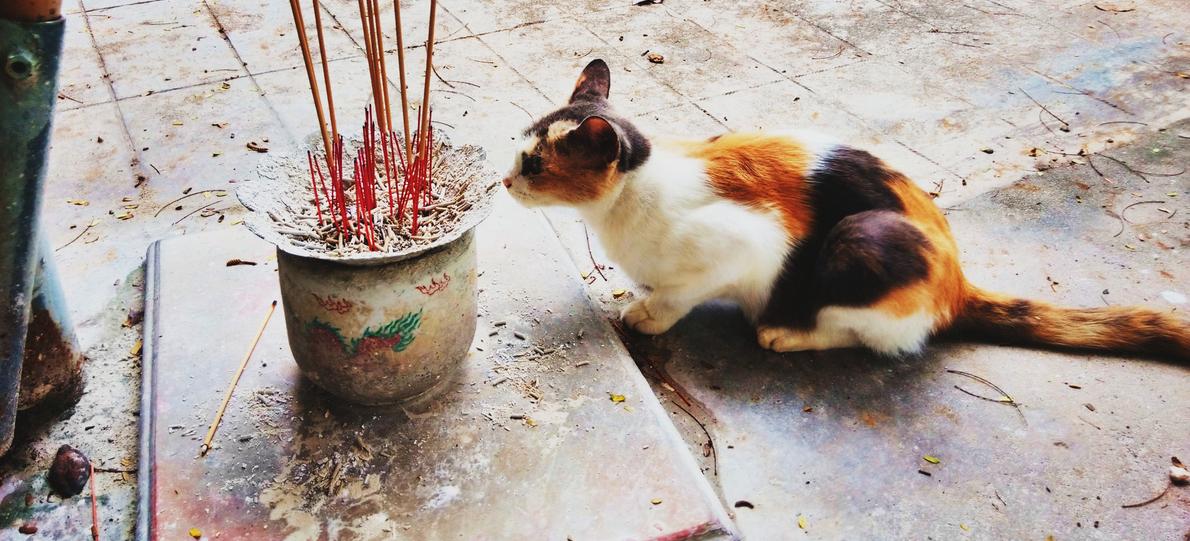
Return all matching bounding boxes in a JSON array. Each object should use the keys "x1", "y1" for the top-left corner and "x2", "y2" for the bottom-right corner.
[{"x1": 47, "y1": 445, "x2": 90, "y2": 497}]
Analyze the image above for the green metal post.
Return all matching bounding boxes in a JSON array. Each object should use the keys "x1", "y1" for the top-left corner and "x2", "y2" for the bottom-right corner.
[{"x1": 0, "y1": 15, "x2": 66, "y2": 455}]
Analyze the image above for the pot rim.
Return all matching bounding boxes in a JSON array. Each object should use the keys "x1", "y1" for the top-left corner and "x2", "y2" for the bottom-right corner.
[{"x1": 237, "y1": 131, "x2": 498, "y2": 266}]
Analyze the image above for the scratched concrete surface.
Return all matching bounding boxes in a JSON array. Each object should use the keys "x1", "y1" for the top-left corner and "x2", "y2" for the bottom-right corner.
[{"x1": 0, "y1": 0, "x2": 1187, "y2": 539}]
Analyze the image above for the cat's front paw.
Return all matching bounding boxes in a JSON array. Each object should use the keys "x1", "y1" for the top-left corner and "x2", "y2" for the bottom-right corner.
[{"x1": 621, "y1": 299, "x2": 675, "y2": 335}]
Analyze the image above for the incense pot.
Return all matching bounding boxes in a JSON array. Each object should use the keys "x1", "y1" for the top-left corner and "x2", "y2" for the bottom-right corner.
[{"x1": 239, "y1": 134, "x2": 497, "y2": 406}]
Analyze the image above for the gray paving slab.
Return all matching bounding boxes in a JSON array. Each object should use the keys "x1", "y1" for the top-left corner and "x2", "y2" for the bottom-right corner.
[
  {"x1": 86, "y1": 0, "x2": 248, "y2": 99},
  {"x1": 141, "y1": 201, "x2": 735, "y2": 540}
]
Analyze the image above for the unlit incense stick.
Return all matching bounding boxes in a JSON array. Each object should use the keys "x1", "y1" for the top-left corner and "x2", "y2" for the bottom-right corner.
[{"x1": 200, "y1": 300, "x2": 278, "y2": 456}]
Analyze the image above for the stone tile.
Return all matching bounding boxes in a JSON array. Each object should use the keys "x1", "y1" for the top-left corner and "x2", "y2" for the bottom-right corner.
[
  {"x1": 255, "y1": 56, "x2": 377, "y2": 148},
  {"x1": 578, "y1": 5, "x2": 782, "y2": 100},
  {"x1": 697, "y1": 80, "x2": 951, "y2": 191},
  {"x1": 667, "y1": 0, "x2": 869, "y2": 77},
  {"x1": 82, "y1": 0, "x2": 164, "y2": 11},
  {"x1": 632, "y1": 102, "x2": 727, "y2": 140},
  {"x1": 318, "y1": 0, "x2": 472, "y2": 56},
  {"x1": 207, "y1": 0, "x2": 360, "y2": 75},
  {"x1": 119, "y1": 79, "x2": 288, "y2": 215},
  {"x1": 394, "y1": 36, "x2": 555, "y2": 160},
  {"x1": 254, "y1": 37, "x2": 552, "y2": 174},
  {"x1": 478, "y1": 17, "x2": 687, "y2": 117},
  {"x1": 57, "y1": 11, "x2": 111, "y2": 110},
  {"x1": 87, "y1": 0, "x2": 246, "y2": 99},
  {"x1": 442, "y1": 0, "x2": 621, "y2": 33},
  {"x1": 787, "y1": 0, "x2": 951, "y2": 55},
  {"x1": 44, "y1": 103, "x2": 151, "y2": 341}
]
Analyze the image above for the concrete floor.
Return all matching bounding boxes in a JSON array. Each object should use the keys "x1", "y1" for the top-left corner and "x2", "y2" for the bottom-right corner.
[{"x1": 1, "y1": 0, "x2": 1187, "y2": 538}]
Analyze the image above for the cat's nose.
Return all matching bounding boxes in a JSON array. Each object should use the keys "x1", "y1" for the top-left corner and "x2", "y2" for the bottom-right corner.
[{"x1": 502, "y1": 177, "x2": 512, "y2": 188}]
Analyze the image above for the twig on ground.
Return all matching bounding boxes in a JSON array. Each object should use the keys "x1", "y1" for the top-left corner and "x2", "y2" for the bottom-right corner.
[
  {"x1": 1121, "y1": 483, "x2": 1170, "y2": 508},
  {"x1": 1019, "y1": 87, "x2": 1071, "y2": 131},
  {"x1": 56, "y1": 221, "x2": 97, "y2": 252},
  {"x1": 154, "y1": 190, "x2": 228, "y2": 217},
  {"x1": 583, "y1": 224, "x2": 607, "y2": 281},
  {"x1": 947, "y1": 369, "x2": 1027, "y2": 425}
]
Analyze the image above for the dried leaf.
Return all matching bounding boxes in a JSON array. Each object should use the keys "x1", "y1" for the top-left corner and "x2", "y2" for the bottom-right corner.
[
  {"x1": 130, "y1": 339, "x2": 143, "y2": 357},
  {"x1": 1094, "y1": 2, "x2": 1135, "y2": 12},
  {"x1": 189, "y1": 527, "x2": 202, "y2": 539},
  {"x1": 960, "y1": 523, "x2": 970, "y2": 531},
  {"x1": 797, "y1": 515, "x2": 807, "y2": 529},
  {"x1": 609, "y1": 393, "x2": 626, "y2": 403},
  {"x1": 172, "y1": 121, "x2": 183, "y2": 126},
  {"x1": 211, "y1": 122, "x2": 228, "y2": 129},
  {"x1": 246, "y1": 141, "x2": 269, "y2": 153},
  {"x1": 612, "y1": 289, "x2": 628, "y2": 298},
  {"x1": 651, "y1": 498, "x2": 662, "y2": 505},
  {"x1": 66, "y1": 199, "x2": 89, "y2": 206},
  {"x1": 647, "y1": 52, "x2": 665, "y2": 64},
  {"x1": 116, "y1": 211, "x2": 134, "y2": 220},
  {"x1": 923, "y1": 455, "x2": 941, "y2": 464}
]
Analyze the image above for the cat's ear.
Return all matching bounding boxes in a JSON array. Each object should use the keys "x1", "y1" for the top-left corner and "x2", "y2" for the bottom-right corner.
[
  {"x1": 569, "y1": 59, "x2": 611, "y2": 103},
  {"x1": 561, "y1": 116, "x2": 620, "y2": 167}
]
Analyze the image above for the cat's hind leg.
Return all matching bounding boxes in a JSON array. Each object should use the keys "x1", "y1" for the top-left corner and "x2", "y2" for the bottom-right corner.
[
  {"x1": 757, "y1": 324, "x2": 861, "y2": 352},
  {"x1": 759, "y1": 210, "x2": 946, "y2": 355}
]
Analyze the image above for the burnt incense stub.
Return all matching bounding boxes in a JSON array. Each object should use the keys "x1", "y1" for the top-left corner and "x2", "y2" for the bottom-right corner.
[{"x1": 238, "y1": 130, "x2": 498, "y2": 265}]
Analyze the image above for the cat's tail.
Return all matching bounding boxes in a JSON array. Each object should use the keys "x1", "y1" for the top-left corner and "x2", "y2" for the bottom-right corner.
[{"x1": 950, "y1": 287, "x2": 1190, "y2": 362}]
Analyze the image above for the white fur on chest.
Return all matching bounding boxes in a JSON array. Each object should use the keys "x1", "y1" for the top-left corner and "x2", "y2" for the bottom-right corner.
[{"x1": 581, "y1": 147, "x2": 790, "y2": 319}]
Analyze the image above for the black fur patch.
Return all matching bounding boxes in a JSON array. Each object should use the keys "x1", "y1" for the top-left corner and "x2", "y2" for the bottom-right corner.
[
  {"x1": 815, "y1": 211, "x2": 931, "y2": 305},
  {"x1": 522, "y1": 101, "x2": 651, "y2": 172},
  {"x1": 761, "y1": 147, "x2": 927, "y2": 328}
]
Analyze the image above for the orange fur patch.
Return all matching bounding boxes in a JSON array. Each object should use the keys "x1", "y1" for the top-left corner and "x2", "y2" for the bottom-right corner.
[
  {"x1": 873, "y1": 177, "x2": 965, "y2": 325},
  {"x1": 526, "y1": 143, "x2": 619, "y2": 204},
  {"x1": 682, "y1": 134, "x2": 814, "y2": 239}
]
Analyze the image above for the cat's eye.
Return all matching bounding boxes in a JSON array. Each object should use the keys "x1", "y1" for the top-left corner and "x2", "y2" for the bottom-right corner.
[{"x1": 521, "y1": 153, "x2": 544, "y2": 177}]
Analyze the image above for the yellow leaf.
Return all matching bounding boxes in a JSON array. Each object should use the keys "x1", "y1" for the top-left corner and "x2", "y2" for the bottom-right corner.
[
  {"x1": 960, "y1": 523, "x2": 969, "y2": 531},
  {"x1": 189, "y1": 528, "x2": 202, "y2": 539},
  {"x1": 1123, "y1": 244, "x2": 1136, "y2": 251},
  {"x1": 172, "y1": 121, "x2": 183, "y2": 126},
  {"x1": 1167, "y1": 192, "x2": 1178, "y2": 197},
  {"x1": 650, "y1": 498, "x2": 662, "y2": 505},
  {"x1": 612, "y1": 289, "x2": 627, "y2": 298},
  {"x1": 797, "y1": 515, "x2": 807, "y2": 529},
  {"x1": 996, "y1": 396, "x2": 1013, "y2": 403},
  {"x1": 116, "y1": 211, "x2": 134, "y2": 220},
  {"x1": 923, "y1": 455, "x2": 941, "y2": 464},
  {"x1": 524, "y1": 417, "x2": 537, "y2": 427},
  {"x1": 609, "y1": 393, "x2": 626, "y2": 403},
  {"x1": 67, "y1": 199, "x2": 89, "y2": 206},
  {"x1": 130, "y1": 340, "x2": 143, "y2": 356}
]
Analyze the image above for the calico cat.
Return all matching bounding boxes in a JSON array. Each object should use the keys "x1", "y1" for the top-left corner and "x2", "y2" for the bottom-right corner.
[{"x1": 502, "y1": 59, "x2": 1190, "y2": 361}]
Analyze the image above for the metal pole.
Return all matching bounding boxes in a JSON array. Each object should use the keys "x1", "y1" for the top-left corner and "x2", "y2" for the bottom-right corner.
[
  {"x1": 0, "y1": 2, "x2": 66, "y2": 455},
  {"x1": 19, "y1": 236, "x2": 85, "y2": 413}
]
